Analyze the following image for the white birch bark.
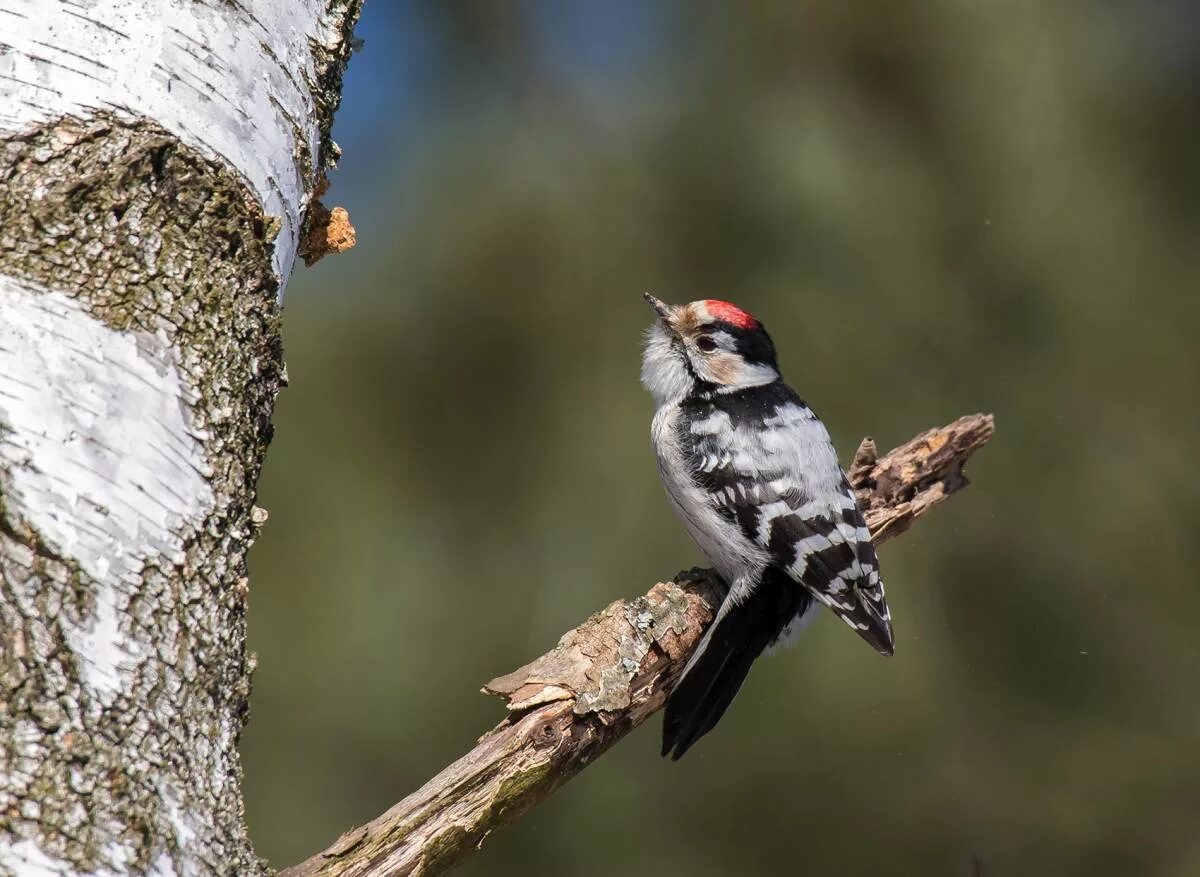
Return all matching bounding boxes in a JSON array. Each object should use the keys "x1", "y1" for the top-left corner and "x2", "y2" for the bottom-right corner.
[{"x1": 0, "y1": 1, "x2": 362, "y2": 874}]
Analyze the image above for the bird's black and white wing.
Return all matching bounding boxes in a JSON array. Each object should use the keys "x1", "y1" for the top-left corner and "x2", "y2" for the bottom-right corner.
[{"x1": 681, "y1": 385, "x2": 894, "y2": 655}]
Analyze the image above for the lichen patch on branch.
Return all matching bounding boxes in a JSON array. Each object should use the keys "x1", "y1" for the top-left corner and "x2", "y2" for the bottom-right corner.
[{"x1": 484, "y1": 575, "x2": 719, "y2": 717}]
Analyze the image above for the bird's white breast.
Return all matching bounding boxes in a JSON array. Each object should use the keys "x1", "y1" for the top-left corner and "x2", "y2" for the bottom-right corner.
[{"x1": 651, "y1": 403, "x2": 769, "y2": 585}]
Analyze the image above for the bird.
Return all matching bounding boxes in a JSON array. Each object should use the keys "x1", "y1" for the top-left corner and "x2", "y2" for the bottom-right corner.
[{"x1": 640, "y1": 293, "x2": 894, "y2": 760}]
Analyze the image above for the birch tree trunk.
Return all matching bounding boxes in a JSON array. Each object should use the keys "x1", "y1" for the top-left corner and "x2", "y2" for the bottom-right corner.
[{"x1": 0, "y1": 2, "x2": 361, "y2": 874}]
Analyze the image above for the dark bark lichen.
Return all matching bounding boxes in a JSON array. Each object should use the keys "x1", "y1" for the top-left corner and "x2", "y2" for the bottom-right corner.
[{"x1": 308, "y1": 1, "x2": 366, "y2": 179}]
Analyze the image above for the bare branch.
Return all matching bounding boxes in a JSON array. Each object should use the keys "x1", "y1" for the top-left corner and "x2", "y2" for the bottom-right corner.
[{"x1": 281, "y1": 413, "x2": 996, "y2": 877}]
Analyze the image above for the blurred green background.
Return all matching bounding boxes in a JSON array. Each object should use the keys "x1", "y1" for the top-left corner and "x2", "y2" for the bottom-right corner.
[{"x1": 241, "y1": 2, "x2": 1200, "y2": 874}]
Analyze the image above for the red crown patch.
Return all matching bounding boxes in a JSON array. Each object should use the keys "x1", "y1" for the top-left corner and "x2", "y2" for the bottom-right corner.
[{"x1": 704, "y1": 300, "x2": 759, "y2": 330}]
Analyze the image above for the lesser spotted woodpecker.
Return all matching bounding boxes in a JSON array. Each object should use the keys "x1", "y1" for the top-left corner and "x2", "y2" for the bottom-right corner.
[{"x1": 641, "y1": 293, "x2": 893, "y2": 760}]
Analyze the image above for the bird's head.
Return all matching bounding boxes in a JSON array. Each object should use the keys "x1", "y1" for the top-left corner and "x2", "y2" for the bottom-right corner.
[{"x1": 640, "y1": 294, "x2": 780, "y2": 406}]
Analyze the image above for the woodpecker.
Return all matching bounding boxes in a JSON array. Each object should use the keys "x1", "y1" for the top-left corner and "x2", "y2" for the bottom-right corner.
[{"x1": 641, "y1": 294, "x2": 894, "y2": 760}]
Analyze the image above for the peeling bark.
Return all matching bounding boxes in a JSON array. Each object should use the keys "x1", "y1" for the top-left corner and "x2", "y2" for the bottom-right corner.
[
  {"x1": 0, "y1": 2, "x2": 362, "y2": 875},
  {"x1": 282, "y1": 414, "x2": 996, "y2": 877}
]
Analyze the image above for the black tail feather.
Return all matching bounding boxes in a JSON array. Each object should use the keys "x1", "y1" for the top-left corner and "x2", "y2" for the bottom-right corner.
[{"x1": 662, "y1": 569, "x2": 810, "y2": 760}]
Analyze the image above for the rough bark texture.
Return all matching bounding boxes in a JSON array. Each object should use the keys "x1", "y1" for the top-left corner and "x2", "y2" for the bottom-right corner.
[
  {"x1": 282, "y1": 414, "x2": 996, "y2": 877},
  {"x1": 0, "y1": 115, "x2": 281, "y2": 877},
  {"x1": 0, "y1": 2, "x2": 363, "y2": 874}
]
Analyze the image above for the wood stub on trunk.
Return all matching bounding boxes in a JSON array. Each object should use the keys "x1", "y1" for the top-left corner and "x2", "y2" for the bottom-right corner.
[{"x1": 282, "y1": 413, "x2": 995, "y2": 877}]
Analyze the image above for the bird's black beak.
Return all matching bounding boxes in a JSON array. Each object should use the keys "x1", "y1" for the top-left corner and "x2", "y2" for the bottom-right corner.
[{"x1": 643, "y1": 292, "x2": 673, "y2": 322}]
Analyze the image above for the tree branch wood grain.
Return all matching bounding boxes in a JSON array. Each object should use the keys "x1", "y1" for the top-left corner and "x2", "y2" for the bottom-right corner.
[{"x1": 282, "y1": 413, "x2": 995, "y2": 877}]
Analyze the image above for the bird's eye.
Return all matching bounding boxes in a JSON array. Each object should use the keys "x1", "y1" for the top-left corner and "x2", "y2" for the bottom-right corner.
[{"x1": 696, "y1": 336, "x2": 718, "y2": 353}]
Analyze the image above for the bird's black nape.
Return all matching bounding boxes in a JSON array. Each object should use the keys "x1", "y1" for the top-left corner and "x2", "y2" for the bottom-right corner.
[
  {"x1": 728, "y1": 322, "x2": 777, "y2": 370},
  {"x1": 662, "y1": 568, "x2": 810, "y2": 760}
]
